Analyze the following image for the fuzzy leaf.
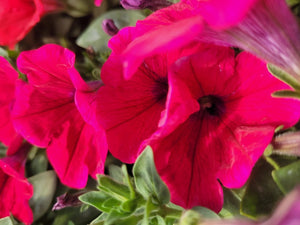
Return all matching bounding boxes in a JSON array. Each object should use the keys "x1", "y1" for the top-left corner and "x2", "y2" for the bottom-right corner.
[
  {"x1": 98, "y1": 175, "x2": 131, "y2": 201},
  {"x1": 267, "y1": 64, "x2": 300, "y2": 91},
  {"x1": 272, "y1": 160, "x2": 300, "y2": 194},
  {"x1": 150, "y1": 215, "x2": 166, "y2": 225},
  {"x1": 219, "y1": 187, "x2": 243, "y2": 218},
  {"x1": 108, "y1": 164, "x2": 124, "y2": 183},
  {"x1": 133, "y1": 146, "x2": 170, "y2": 205},
  {"x1": 79, "y1": 191, "x2": 113, "y2": 213},
  {"x1": 28, "y1": 170, "x2": 57, "y2": 221},
  {"x1": 0, "y1": 217, "x2": 14, "y2": 225},
  {"x1": 272, "y1": 90, "x2": 300, "y2": 99},
  {"x1": 191, "y1": 206, "x2": 220, "y2": 219},
  {"x1": 240, "y1": 158, "x2": 284, "y2": 219},
  {"x1": 76, "y1": 9, "x2": 145, "y2": 53}
]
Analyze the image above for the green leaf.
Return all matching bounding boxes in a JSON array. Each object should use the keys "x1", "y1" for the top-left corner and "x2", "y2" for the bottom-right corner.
[
  {"x1": 91, "y1": 213, "x2": 108, "y2": 225},
  {"x1": 191, "y1": 207, "x2": 220, "y2": 219},
  {"x1": 0, "y1": 142, "x2": 7, "y2": 157},
  {"x1": 149, "y1": 215, "x2": 166, "y2": 225},
  {"x1": 79, "y1": 191, "x2": 113, "y2": 213},
  {"x1": 98, "y1": 175, "x2": 131, "y2": 201},
  {"x1": 52, "y1": 206, "x2": 99, "y2": 225},
  {"x1": 108, "y1": 164, "x2": 124, "y2": 183},
  {"x1": 286, "y1": 0, "x2": 300, "y2": 6},
  {"x1": 272, "y1": 90, "x2": 300, "y2": 99},
  {"x1": 133, "y1": 146, "x2": 170, "y2": 205},
  {"x1": 28, "y1": 151, "x2": 48, "y2": 175},
  {"x1": 219, "y1": 187, "x2": 243, "y2": 218},
  {"x1": 240, "y1": 158, "x2": 284, "y2": 219},
  {"x1": 121, "y1": 199, "x2": 138, "y2": 212},
  {"x1": 102, "y1": 197, "x2": 122, "y2": 209},
  {"x1": 272, "y1": 160, "x2": 300, "y2": 194},
  {"x1": 28, "y1": 170, "x2": 57, "y2": 221},
  {"x1": 0, "y1": 217, "x2": 15, "y2": 225},
  {"x1": 0, "y1": 47, "x2": 8, "y2": 58},
  {"x1": 65, "y1": 0, "x2": 94, "y2": 17},
  {"x1": 267, "y1": 64, "x2": 300, "y2": 91},
  {"x1": 76, "y1": 9, "x2": 145, "y2": 54},
  {"x1": 104, "y1": 209, "x2": 130, "y2": 225},
  {"x1": 179, "y1": 209, "x2": 201, "y2": 225},
  {"x1": 122, "y1": 165, "x2": 136, "y2": 199}
]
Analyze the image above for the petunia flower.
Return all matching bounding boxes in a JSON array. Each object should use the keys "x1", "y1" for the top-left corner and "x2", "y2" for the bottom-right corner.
[
  {"x1": 94, "y1": 0, "x2": 103, "y2": 7},
  {"x1": 96, "y1": 25, "x2": 210, "y2": 163},
  {"x1": 0, "y1": 0, "x2": 64, "y2": 49},
  {"x1": 0, "y1": 57, "x2": 19, "y2": 146},
  {"x1": 141, "y1": 47, "x2": 300, "y2": 211},
  {"x1": 12, "y1": 44, "x2": 107, "y2": 189},
  {"x1": 0, "y1": 140, "x2": 33, "y2": 224},
  {"x1": 118, "y1": 0, "x2": 300, "y2": 81}
]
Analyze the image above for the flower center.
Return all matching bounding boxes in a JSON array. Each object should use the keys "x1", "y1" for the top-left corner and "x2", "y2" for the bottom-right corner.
[
  {"x1": 153, "y1": 77, "x2": 169, "y2": 102},
  {"x1": 198, "y1": 95, "x2": 225, "y2": 117}
]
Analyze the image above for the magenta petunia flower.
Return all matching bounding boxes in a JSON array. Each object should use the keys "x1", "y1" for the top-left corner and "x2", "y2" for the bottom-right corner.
[
  {"x1": 118, "y1": 0, "x2": 300, "y2": 80},
  {"x1": 94, "y1": 0, "x2": 103, "y2": 7},
  {"x1": 140, "y1": 47, "x2": 300, "y2": 211},
  {"x1": 0, "y1": 57, "x2": 19, "y2": 146},
  {"x1": 0, "y1": 140, "x2": 33, "y2": 224},
  {"x1": 96, "y1": 25, "x2": 210, "y2": 163},
  {"x1": 12, "y1": 44, "x2": 107, "y2": 189},
  {"x1": 0, "y1": 0, "x2": 64, "y2": 49}
]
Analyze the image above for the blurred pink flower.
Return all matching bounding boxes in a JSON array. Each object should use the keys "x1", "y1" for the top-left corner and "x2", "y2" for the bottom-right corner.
[
  {"x1": 96, "y1": 25, "x2": 210, "y2": 163},
  {"x1": 119, "y1": 0, "x2": 300, "y2": 80},
  {"x1": 0, "y1": 140, "x2": 33, "y2": 224},
  {"x1": 141, "y1": 48, "x2": 300, "y2": 211},
  {"x1": 94, "y1": 0, "x2": 103, "y2": 7},
  {"x1": 0, "y1": 0, "x2": 64, "y2": 49},
  {"x1": 0, "y1": 57, "x2": 19, "y2": 146},
  {"x1": 12, "y1": 44, "x2": 107, "y2": 189}
]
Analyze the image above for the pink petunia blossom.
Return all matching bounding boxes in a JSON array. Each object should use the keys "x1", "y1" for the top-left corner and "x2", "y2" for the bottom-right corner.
[
  {"x1": 0, "y1": 0, "x2": 64, "y2": 49},
  {"x1": 96, "y1": 25, "x2": 210, "y2": 163},
  {"x1": 118, "y1": 0, "x2": 300, "y2": 81},
  {"x1": 0, "y1": 140, "x2": 33, "y2": 224},
  {"x1": 0, "y1": 57, "x2": 19, "y2": 146},
  {"x1": 94, "y1": 0, "x2": 103, "y2": 7},
  {"x1": 140, "y1": 47, "x2": 300, "y2": 211},
  {"x1": 12, "y1": 44, "x2": 107, "y2": 189}
]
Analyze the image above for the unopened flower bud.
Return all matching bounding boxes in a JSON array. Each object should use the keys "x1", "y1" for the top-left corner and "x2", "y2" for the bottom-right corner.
[
  {"x1": 120, "y1": 0, "x2": 172, "y2": 11},
  {"x1": 102, "y1": 19, "x2": 119, "y2": 36},
  {"x1": 52, "y1": 192, "x2": 83, "y2": 211}
]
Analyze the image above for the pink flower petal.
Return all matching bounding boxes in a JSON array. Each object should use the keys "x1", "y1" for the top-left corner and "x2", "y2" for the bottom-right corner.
[
  {"x1": 149, "y1": 117, "x2": 224, "y2": 211},
  {"x1": 110, "y1": 2, "x2": 203, "y2": 78},
  {"x1": 98, "y1": 32, "x2": 208, "y2": 163},
  {"x1": 46, "y1": 120, "x2": 106, "y2": 187},
  {"x1": 97, "y1": 58, "x2": 168, "y2": 163},
  {"x1": 94, "y1": 0, "x2": 102, "y2": 7},
  {"x1": 0, "y1": 0, "x2": 62, "y2": 49},
  {"x1": 12, "y1": 44, "x2": 107, "y2": 188},
  {"x1": 0, "y1": 57, "x2": 19, "y2": 146},
  {"x1": 0, "y1": 141, "x2": 33, "y2": 224},
  {"x1": 185, "y1": 0, "x2": 258, "y2": 29},
  {"x1": 144, "y1": 47, "x2": 300, "y2": 211}
]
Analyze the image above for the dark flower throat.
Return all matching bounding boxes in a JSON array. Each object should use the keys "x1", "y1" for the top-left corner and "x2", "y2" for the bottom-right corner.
[{"x1": 198, "y1": 95, "x2": 225, "y2": 117}]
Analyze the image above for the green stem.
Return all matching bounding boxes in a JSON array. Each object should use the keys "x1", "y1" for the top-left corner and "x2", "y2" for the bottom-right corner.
[{"x1": 264, "y1": 156, "x2": 280, "y2": 170}]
